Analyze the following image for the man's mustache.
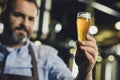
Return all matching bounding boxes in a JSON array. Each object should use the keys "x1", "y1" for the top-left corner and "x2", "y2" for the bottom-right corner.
[{"x1": 14, "y1": 26, "x2": 29, "y2": 34}]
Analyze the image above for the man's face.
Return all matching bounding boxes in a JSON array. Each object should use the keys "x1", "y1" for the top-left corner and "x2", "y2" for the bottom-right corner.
[{"x1": 8, "y1": 0, "x2": 37, "y2": 43}]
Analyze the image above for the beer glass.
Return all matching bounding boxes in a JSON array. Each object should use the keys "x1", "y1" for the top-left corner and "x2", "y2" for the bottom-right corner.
[{"x1": 76, "y1": 12, "x2": 91, "y2": 42}]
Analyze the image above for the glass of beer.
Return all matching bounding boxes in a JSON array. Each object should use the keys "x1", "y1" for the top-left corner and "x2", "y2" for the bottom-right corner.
[{"x1": 76, "y1": 12, "x2": 91, "y2": 42}]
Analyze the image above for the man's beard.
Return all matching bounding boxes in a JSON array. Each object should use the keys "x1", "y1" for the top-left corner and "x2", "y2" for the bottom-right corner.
[
  {"x1": 2, "y1": 19, "x2": 31, "y2": 45},
  {"x1": 12, "y1": 31, "x2": 29, "y2": 44},
  {"x1": 8, "y1": 25, "x2": 31, "y2": 44}
]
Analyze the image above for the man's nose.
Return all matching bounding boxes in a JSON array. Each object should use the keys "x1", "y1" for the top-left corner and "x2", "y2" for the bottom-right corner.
[{"x1": 21, "y1": 18, "x2": 29, "y2": 27}]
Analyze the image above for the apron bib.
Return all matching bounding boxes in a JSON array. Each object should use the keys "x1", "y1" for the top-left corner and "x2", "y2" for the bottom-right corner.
[{"x1": 0, "y1": 44, "x2": 39, "y2": 80}]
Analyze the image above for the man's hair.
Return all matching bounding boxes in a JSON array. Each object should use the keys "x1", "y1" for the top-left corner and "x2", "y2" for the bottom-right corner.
[{"x1": 0, "y1": 0, "x2": 38, "y2": 23}]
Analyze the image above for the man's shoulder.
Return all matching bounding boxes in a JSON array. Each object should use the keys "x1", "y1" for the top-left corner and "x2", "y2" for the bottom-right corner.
[
  {"x1": 30, "y1": 41, "x2": 58, "y2": 57},
  {"x1": 39, "y1": 44, "x2": 58, "y2": 54}
]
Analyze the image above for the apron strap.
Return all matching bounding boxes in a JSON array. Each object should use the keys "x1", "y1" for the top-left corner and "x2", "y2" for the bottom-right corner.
[
  {"x1": 0, "y1": 46, "x2": 10, "y2": 73},
  {"x1": 28, "y1": 44, "x2": 39, "y2": 80}
]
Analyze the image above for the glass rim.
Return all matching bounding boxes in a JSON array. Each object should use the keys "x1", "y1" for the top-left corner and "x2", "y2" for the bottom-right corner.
[{"x1": 77, "y1": 12, "x2": 91, "y2": 19}]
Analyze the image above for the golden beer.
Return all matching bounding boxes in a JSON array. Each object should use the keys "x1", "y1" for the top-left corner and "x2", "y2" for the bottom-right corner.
[{"x1": 76, "y1": 12, "x2": 90, "y2": 42}]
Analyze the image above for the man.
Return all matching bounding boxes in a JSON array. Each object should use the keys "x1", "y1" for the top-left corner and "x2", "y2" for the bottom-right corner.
[{"x1": 0, "y1": 0, "x2": 98, "y2": 80}]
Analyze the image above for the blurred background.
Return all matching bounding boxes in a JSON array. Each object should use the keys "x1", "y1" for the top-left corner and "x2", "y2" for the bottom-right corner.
[{"x1": 0, "y1": 0, "x2": 120, "y2": 80}]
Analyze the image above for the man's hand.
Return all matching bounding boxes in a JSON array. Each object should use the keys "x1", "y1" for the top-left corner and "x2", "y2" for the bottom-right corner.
[{"x1": 75, "y1": 35, "x2": 98, "y2": 80}]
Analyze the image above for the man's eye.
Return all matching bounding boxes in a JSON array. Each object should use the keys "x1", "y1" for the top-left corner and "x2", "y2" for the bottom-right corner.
[
  {"x1": 13, "y1": 12, "x2": 23, "y2": 17},
  {"x1": 29, "y1": 17, "x2": 35, "y2": 22}
]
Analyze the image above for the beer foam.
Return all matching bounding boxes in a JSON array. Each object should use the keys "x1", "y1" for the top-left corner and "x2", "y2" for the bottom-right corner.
[{"x1": 77, "y1": 12, "x2": 91, "y2": 19}]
